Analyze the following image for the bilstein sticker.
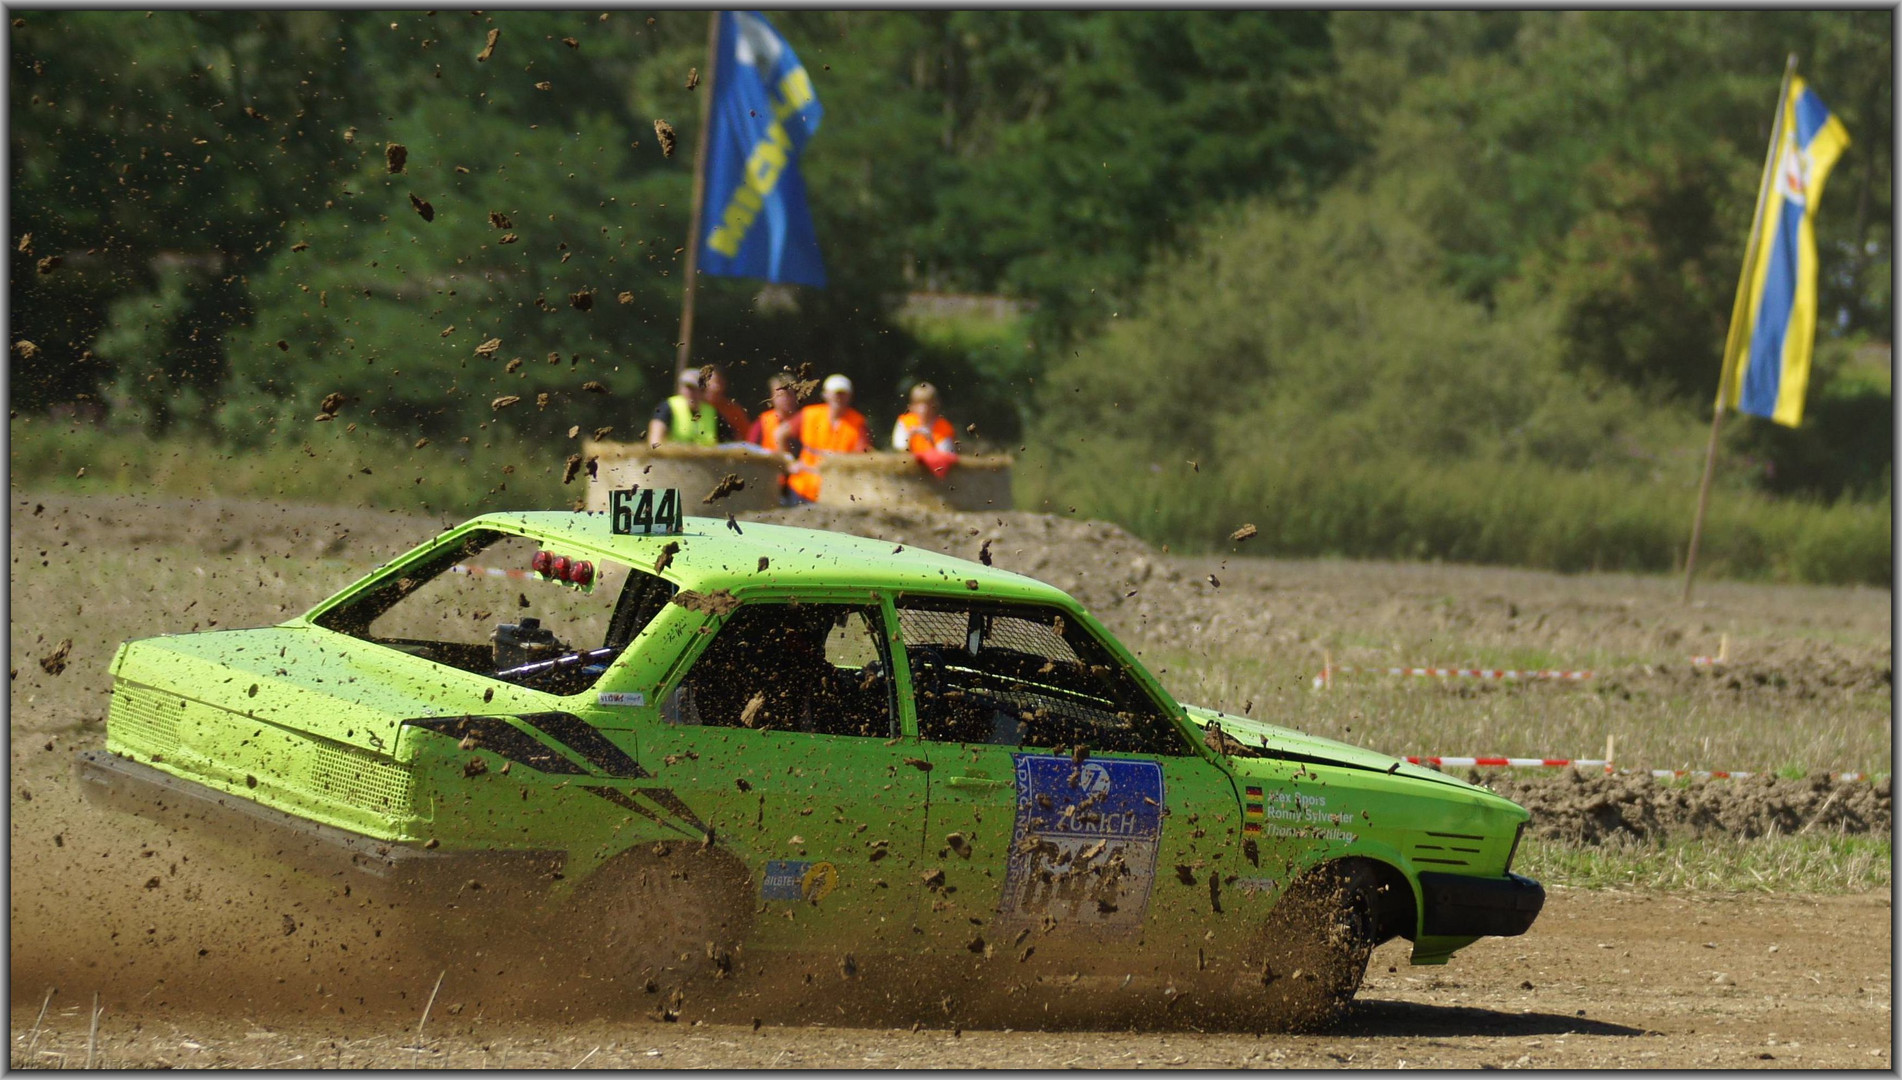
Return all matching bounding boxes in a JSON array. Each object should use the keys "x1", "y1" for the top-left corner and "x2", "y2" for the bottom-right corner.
[{"x1": 762, "y1": 859, "x2": 838, "y2": 902}]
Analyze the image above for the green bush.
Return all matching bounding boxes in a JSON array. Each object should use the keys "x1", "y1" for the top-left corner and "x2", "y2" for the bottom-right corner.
[{"x1": 1021, "y1": 184, "x2": 1890, "y2": 586}]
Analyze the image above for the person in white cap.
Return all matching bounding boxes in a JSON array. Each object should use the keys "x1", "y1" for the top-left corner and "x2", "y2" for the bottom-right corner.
[{"x1": 786, "y1": 373, "x2": 870, "y2": 503}]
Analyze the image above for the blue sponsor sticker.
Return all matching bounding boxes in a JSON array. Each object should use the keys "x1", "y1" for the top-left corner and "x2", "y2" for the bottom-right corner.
[
  {"x1": 997, "y1": 754, "x2": 1164, "y2": 937},
  {"x1": 761, "y1": 859, "x2": 838, "y2": 902},
  {"x1": 761, "y1": 859, "x2": 808, "y2": 901}
]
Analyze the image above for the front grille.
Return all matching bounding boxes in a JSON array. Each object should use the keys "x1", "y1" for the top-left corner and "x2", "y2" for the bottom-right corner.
[
  {"x1": 1413, "y1": 831, "x2": 1484, "y2": 867},
  {"x1": 110, "y1": 686, "x2": 182, "y2": 757},
  {"x1": 309, "y1": 739, "x2": 414, "y2": 814}
]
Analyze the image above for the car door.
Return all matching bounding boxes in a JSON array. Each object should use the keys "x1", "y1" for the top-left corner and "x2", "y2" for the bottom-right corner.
[
  {"x1": 897, "y1": 596, "x2": 1250, "y2": 980},
  {"x1": 637, "y1": 592, "x2": 928, "y2": 964}
]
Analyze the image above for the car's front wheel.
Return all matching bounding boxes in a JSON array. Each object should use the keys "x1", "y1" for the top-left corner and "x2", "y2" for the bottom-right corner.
[{"x1": 1252, "y1": 860, "x2": 1384, "y2": 1031}]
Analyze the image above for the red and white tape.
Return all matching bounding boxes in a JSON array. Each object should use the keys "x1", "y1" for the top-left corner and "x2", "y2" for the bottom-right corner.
[
  {"x1": 1633, "y1": 768, "x2": 1876, "y2": 782},
  {"x1": 1403, "y1": 757, "x2": 1879, "y2": 783},
  {"x1": 1313, "y1": 666, "x2": 1593, "y2": 688},
  {"x1": 1408, "y1": 755, "x2": 1610, "y2": 770},
  {"x1": 1690, "y1": 634, "x2": 1731, "y2": 668}
]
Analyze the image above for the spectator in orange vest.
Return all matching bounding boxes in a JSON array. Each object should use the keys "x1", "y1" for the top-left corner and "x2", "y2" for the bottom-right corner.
[
  {"x1": 746, "y1": 371, "x2": 807, "y2": 505},
  {"x1": 746, "y1": 371, "x2": 804, "y2": 454},
  {"x1": 702, "y1": 364, "x2": 752, "y2": 442},
  {"x1": 785, "y1": 374, "x2": 870, "y2": 503},
  {"x1": 890, "y1": 381, "x2": 957, "y2": 454}
]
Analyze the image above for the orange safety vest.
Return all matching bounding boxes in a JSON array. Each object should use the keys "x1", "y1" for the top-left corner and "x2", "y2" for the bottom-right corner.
[
  {"x1": 756, "y1": 409, "x2": 798, "y2": 454},
  {"x1": 788, "y1": 404, "x2": 869, "y2": 502},
  {"x1": 710, "y1": 397, "x2": 751, "y2": 441},
  {"x1": 895, "y1": 411, "x2": 957, "y2": 454}
]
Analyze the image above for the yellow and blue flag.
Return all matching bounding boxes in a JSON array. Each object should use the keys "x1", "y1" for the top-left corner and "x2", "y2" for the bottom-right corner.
[
  {"x1": 700, "y1": 11, "x2": 826, "y2": 288},
  {"x1": 1717, "y1": 76, "x2": 1850, "y2": 427}
]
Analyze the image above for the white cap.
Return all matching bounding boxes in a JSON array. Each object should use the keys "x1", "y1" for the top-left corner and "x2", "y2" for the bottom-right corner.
[{"x1": 822, "y1": 374, "x2": 853, "y2": 395}]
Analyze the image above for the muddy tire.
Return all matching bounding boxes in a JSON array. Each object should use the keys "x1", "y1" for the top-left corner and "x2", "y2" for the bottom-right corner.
[
  {"x1": 1252, "y1": 860, "x2": 1382, "y2": 1032},
  {"x1": 566, "y1": 843, "x2": 754, "y2": 1002}
]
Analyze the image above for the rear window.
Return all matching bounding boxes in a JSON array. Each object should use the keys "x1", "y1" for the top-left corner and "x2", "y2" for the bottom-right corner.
[{"x1": 315, "y1": 530, "x2": 675, "y2": 694}]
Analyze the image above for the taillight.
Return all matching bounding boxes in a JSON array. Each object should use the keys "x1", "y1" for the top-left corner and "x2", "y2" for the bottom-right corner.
[
  {"x1": 531, "y1": 550, "x2": 553, "y2": 576},
  {"x1": 568, "y1": 560, "x2": 594, "y2": 586},
  {"x1": 549, "y1": 555, "x2": 572, "y2": 581}
]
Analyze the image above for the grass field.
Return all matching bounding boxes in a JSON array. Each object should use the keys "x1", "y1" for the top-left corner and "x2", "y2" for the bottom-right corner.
[
  {"x1": 9, "y1": 416, "x2": 572, "y2": 515},
  {"x1": 17, "y1": 416, "x2": 1891, "y2": 588},
  {"x1": 1134, "y1": 552, "x2": 1892, "y2": 779},
  {"x1": 1020, "y1": 447, "x2": 1893, "y2": 586},
  {"x1": 1516, "y1": 833, "x2": 1889, "y2": 894}
]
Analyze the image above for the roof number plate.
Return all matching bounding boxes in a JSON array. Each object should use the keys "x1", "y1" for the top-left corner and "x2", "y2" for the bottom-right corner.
[{"x1": 610, "y1": 486, "x2": 684, "y2": 536}]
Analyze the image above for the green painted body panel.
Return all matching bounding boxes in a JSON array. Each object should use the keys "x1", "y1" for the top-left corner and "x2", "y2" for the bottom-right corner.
[{"x1": 100, "y1": 510, "x2": 1537, "y2": 970}]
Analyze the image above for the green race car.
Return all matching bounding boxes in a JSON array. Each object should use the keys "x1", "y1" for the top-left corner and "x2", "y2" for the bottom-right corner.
[{"x1": 77, "y1": 503, "x2": 1541, "y2": 1027}]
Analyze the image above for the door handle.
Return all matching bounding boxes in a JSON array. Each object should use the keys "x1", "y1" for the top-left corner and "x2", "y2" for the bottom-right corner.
[{"x1": 947, "y1": 775, "x2": 1009, "y2": 790}]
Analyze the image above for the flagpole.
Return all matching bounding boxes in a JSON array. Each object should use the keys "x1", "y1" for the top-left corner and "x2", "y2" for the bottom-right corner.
[
  {"x1": 674, "y1": 10, "x2": 721, "y2": 376},
  {"x1": 1683, "y1": 52, "x2": 1798, "y2": 604}
]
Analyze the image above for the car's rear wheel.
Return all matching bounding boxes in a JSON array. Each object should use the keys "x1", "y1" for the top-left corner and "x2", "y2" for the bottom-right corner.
[
  {"x1": 1252, "y1": 860, "x2": 1383, "y2": 1031},
  {"x1": 566, "y1": 842, "x2": 754, "y2": 1005}
]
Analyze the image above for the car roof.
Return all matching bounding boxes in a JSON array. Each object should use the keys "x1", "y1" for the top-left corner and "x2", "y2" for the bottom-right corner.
[{"x1": 467, "y1": 510, "x2": 1076, "y2": 605}]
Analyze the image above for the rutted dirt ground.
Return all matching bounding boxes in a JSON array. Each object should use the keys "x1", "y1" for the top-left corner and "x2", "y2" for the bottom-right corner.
[
  {"x1": 1484, "y1": 768, "x2": 1890, "y2": 845},
  {"x1": 10, "y1": 492, "x2": 1893, "y2": 1067}
]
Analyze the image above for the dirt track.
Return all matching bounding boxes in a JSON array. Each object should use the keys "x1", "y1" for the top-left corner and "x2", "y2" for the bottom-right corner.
[
  {"x1": 9, "y1": 492, "x2": 1892, "y2": 1067},
  {"x1": 11, "y1": 890, "x2": 1892, "y2": 1068}
]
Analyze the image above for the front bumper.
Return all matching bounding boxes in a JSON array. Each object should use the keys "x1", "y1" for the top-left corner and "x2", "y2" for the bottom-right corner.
[
  {"x1": 73, "y1": 750, "x2": 563, "y2": 902},
  {"x1": 1417, "y1": 871, "x2": 1545, "y2": 937}
]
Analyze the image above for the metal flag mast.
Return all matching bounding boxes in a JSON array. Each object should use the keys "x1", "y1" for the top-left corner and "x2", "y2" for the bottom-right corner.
[
  {"x1": 674, "y1": 11, "x2": 722, "y2": 376},
  {"x1": 1683, "y1": 52, "x2": 1798, "y2": 604}
]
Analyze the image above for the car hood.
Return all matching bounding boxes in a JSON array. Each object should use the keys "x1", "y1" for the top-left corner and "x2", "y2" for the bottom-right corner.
[{"x1": 1179, "y1": 703, "x2": 1480, "y2": 793}]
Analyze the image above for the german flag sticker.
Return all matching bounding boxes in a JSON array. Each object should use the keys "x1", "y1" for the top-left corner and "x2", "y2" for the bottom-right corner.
[{"x1": 1244, "y1": 783, "x2": 1265, "y2": 829}]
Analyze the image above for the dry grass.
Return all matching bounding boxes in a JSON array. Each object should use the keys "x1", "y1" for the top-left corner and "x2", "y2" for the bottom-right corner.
[
  {"x1": 1133, "y1": 554, "x2": 1891, "y2": 777},
  {"x1": 1516, "y1": 834, "x2": 1891, "y2": 893},
  {"x1": 10, "y1": 418, "x2": 571, "y2": 516}
]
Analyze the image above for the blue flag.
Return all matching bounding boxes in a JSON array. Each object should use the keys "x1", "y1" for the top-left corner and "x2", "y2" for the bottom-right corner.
[
  {"x1": 699, "y1": 11, "x2": 826, "y2": 288},
  {"x1": 1717, "y1": 76, "x2": 1850, "y2": 427}
]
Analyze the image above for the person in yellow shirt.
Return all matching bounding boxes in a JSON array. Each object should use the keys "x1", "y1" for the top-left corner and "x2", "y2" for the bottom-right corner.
[
  {"x1": 646, "y1": 368, "x2": 742, "y2": 447},
  {"x1": 785, "y1": 374, "x2": 870, "y2": 503}
]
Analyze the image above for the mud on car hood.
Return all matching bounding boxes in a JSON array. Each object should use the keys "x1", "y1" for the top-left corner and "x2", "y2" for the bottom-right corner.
[{"x1": 1180, "y1": 704, "x2": 1477, "y2": 791}]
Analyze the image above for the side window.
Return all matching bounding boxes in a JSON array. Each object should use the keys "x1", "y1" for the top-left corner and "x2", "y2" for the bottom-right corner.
[
  {"x1": 663, "y1": 603, "x2": 895, "y2": 738},
  {"x1": 897, "y1": 599, "x2": 1186, "y2": 756},
  {"x1": 313, "y1": 530, "x2": 674, "y2": 695}
]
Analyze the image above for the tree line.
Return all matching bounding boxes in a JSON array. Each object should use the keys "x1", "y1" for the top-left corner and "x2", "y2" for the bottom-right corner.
[{"x1": 10, "y1": 11, "x2": 1891, "y2": 521}]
